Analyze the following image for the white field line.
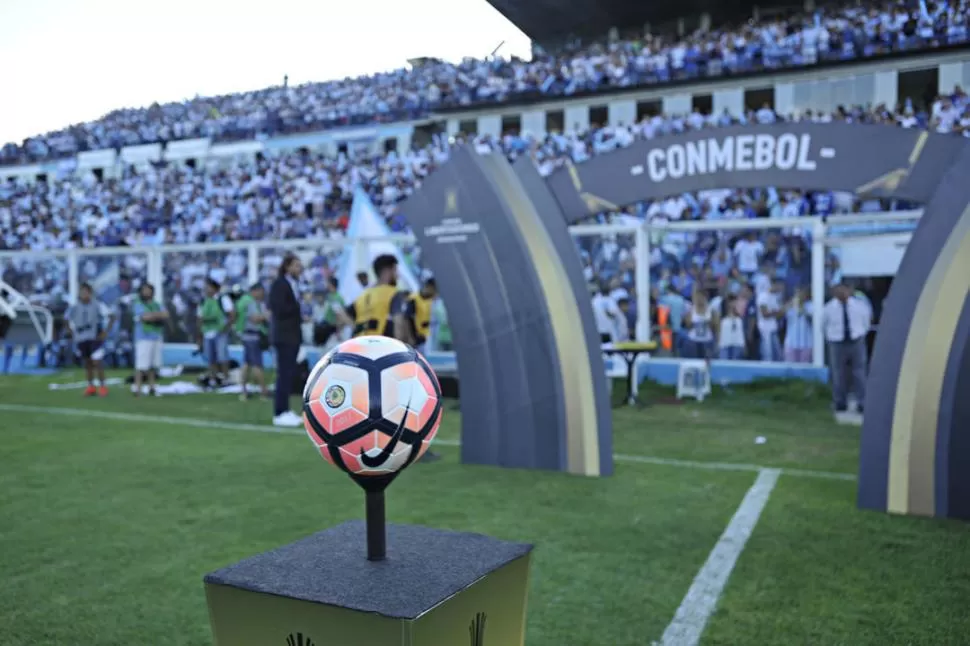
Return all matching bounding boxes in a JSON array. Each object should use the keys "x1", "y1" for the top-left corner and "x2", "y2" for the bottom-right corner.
[
  {"x1": 0, "y1": 404, "x2": 856, "y2": 481},
  {"x1": 658, "y1": 469, "x2": 781, "y2": 646}
]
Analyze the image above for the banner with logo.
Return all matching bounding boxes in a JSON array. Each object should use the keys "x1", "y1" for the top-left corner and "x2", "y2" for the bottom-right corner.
[{"x1": 546, "y1": 123, "x2": 967, "y2": 221}]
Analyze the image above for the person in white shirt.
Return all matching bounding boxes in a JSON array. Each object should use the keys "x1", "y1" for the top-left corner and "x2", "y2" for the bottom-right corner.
[
  {"x1": 684, "y1": 289, "x2": 718, "y2": 359},
  {"x1": 718, "y1": 295, "x2": 746, "y2": 360},
  {"x1": 751, "y1": 264, "x2": 774, "y2": 295},
  {"x1": 756, "y1": 279, "x2": 785, "y2": 361},
  {"x1": 733, "y1": 233, "x2": 764, "y2": 277},
  {"x1": 591, "y1": 284, "x2": 623, "y2": 343},
  {"x1": 784, "y1": 288, "x2": 813, "y2": 363},
  {"x1": 823, "y1": 282, "x2": 871, "y2": 413},
  {"x1": 614, "y1": 296, "x2": 632, "y2": 342}
]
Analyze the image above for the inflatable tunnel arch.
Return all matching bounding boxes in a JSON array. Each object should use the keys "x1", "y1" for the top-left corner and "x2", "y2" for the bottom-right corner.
[
  {"x1": 549, "y1": 122, "x2": 970, "y2": 521},
  {"x1": 400, "y1": 123, "x2": 970, "y2": 520}
]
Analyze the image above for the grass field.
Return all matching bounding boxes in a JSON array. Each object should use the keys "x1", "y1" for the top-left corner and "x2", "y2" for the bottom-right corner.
[{"x1": 2, "y1": 371, "x2": 969, "y2": 646}]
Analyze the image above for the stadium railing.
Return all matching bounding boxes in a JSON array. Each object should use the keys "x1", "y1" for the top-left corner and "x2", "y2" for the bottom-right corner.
[{"x1": 0, "y1": 211, "x2": 924, "y2": 376}]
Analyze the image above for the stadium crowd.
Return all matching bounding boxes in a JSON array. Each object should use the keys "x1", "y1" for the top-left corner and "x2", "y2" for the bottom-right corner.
[
  {"x1": 0, "y1": 97, "x2": 941, "y2": 365},
  {"x1": 2, "y1": 0, "x2": 968, "y2": 368},
  {"x1": 1, "y1": 0, "x2": 968, "y2": 165}
]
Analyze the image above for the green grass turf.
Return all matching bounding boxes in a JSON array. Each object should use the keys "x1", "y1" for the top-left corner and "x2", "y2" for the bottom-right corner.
[
  {"x1": 1, "y1": 372, "x2": 969, "y2": 645},
  {"x1": 704, "y1": 477, "x2": 970, "y2": 646}
]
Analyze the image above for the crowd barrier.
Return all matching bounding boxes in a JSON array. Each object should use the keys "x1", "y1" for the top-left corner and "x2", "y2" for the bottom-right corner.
[{"x1": 0, "y1": 211, "x2": 923, "y2": 383}]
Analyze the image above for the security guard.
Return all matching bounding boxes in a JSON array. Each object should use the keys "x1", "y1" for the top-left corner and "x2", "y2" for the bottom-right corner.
[
  {"x1": 342, "y1": 256, "x2": 441, "y2": 464},
  {"x1": 402, "y1": 278, "x2": 437, "y2": 353},
  {"x1": 343, "y1": 254, "x2": 410, "y2": 341}
]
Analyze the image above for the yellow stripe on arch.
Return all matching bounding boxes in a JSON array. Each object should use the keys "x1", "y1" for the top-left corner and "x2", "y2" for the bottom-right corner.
[
  {"x1": 889, "y1": 204, "x2": 970, "y2": 515},
  {"x1": 487, "y1": 157, "x2": 601, "y2": 476}
]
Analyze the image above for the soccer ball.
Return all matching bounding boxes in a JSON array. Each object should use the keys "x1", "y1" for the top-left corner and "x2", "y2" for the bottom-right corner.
[{"x1": 302, "y1": 336, "x2": 442, "y2": 478}]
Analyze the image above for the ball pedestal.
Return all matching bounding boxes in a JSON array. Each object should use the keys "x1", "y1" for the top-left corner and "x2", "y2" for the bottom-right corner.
[
  {"x1": 203, "y1": 520, "x2": 533, "y2": 646},
  {"x1": 357, "y1": 472, "x2": 395, "y2": 562},
  {"x1": 206, "y1": 337, "x2": 534, "y2": 644}
]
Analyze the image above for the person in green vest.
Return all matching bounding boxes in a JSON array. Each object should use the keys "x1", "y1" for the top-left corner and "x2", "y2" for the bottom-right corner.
[
  {"x1": 132, "y1": 282, "x2": 169, "y2": 397},
  {"x1": 429, "y1": 297, "x2": 451, "y2": 351},
  {"x1": 237, "y1": 283, "x2": 270, "y2": 401},
  {"x1": 233, "y1": 287, "x2": 250, "y2": 340},
  {"x1": 315, "y1": 276, "x2": 346, "y2": 348},
  {"x1": 196, "y1": 278, "x2": 235, "y2": 389}
]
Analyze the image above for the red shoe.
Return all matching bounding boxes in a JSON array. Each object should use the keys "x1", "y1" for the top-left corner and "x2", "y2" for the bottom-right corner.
[
  {"x1": 98, "y1": 386, "x2": 108, "y2": 397},
  {"x1": 83, "y1": 385, "x2": 96, "y2": 397}
]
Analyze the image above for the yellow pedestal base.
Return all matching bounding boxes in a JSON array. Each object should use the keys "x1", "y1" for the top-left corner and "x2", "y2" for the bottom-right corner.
[{"x1": 204, "y1": 521, "x2": 533, "y2": 646}]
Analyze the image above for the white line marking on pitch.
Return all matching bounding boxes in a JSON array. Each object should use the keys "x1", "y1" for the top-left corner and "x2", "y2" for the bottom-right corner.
[
  {"x1": 0, "y1": 404, "x2": 855, "y2": 481},
  {"x1": 658, "y1": 468, "x2": 781, "y2": 646}
]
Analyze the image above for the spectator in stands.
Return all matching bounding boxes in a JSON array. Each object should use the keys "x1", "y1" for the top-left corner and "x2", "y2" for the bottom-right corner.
[
  {"x1": 269, "y1": 254, "x2": 304, "y2": 427},
  {"x1": 736, "y1": 285, "x2": 760, "y2": 360},
  {"x1": 784, "y1": 288, "x2": 814, "y2": 363},
  {"x1": 591, "y1": 283, "x2": 623, "y2": 344},
  {"x1": 733, "y1": 232, "x2": 764, "y2": 280},
  {"x1": 0, "y1": 0, "x2": 963, "y2": 409},
  {"x1": 658, "y1": 283, "x2": 689, "y2": 355},
  {"x1": 683, "y1": 289, "x2": 718, "y2": 359},
  {"x1": 4, "y1": 0, "x2": 970, "y2": 167},
  {"x1": 718, "y1": 295, "x2": 746, "y2": 360},
  {"x1": 757, "y1": 279, "x2": 786, "y2": 361},
  {"x1": 615, "y1": 296, "x2": 632, "y2": 342}
]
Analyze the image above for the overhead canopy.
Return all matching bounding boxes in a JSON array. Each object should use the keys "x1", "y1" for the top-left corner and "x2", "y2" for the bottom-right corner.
[{"x1": 486, "y1": 0, "x2": 793, "y2": 48}]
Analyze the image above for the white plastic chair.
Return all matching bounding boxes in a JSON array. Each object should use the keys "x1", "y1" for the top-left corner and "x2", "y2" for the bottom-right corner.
[{"x1": 676, "y1": 360, "x2": 711, "y2": 402}]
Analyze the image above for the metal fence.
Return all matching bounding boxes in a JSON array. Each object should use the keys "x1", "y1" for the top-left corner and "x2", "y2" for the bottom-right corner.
[{"x1": 0, "y1": 211, "x2": 923, "y2": 368}]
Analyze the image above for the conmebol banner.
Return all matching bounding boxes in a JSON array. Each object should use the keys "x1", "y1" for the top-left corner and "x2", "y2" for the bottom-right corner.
[{"x1": 546, "y1": 122, "x2": 967, "y2": 222}]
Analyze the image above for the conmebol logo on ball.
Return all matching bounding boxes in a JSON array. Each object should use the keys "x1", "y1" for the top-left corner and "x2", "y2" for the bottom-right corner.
[{"x1": 634, "y1": 133, "x2": 827, "y2": 183}]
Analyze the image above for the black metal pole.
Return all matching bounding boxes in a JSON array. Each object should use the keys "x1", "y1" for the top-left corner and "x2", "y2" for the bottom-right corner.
[{"x1": 365, "y1": 489, "x2": 386, "y2": 561}]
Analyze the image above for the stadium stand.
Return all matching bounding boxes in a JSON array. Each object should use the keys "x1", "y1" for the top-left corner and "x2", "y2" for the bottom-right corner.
[
  {"x1": 1, "y1": 0, "x2": 967, "y2": 164},
  {"x1": 1, "y1": 0, "x2": 969, "y2": 369},
  {"x1": 0, "y1": 100, "x2": 951, "y2": 364}
]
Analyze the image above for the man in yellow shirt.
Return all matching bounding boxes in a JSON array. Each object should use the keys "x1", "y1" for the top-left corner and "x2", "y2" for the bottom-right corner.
[
  {"x1": 339, "y1": 256, "x2": 441, "y2": 463},
  {"x1": 401, "y1": 278, "x2": 437, "y2": 354},
  {"x1": 342, "y1": 255, "x2": 410, "y2": 341}
]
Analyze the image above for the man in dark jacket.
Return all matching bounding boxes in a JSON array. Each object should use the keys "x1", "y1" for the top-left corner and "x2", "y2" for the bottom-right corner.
[{"x1": 269, "y1": 254, "x2": 304, "y2": 427}]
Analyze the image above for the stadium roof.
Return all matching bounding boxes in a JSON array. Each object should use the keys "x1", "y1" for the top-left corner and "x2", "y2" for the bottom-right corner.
[{"x1": 487, "y1": 0, "x2": 782, "y2": 46}]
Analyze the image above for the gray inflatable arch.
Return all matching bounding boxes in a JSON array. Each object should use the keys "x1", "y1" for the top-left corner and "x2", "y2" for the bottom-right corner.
[
  {"x1": 402, "y1": 148, "x2": 614, "y2": 478},
  {"x1": 402, "y1": 124, "x2": 970, "y2": 520},
  {"x1": 544, "y1": 123, "x2": 970, "y2": 520}
]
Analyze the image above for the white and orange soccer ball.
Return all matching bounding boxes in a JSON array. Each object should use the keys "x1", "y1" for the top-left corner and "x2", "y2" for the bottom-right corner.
[{"x1": 302, "y1": 336, "x2": 442, "y2": 478}]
